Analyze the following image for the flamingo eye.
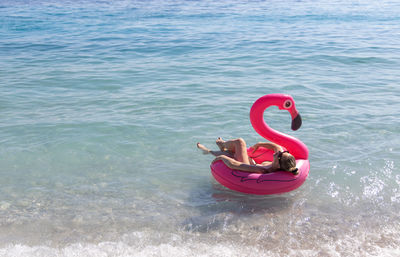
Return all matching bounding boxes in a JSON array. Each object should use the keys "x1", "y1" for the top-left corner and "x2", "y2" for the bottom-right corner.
[{"x1": 284, "y1": 100, "x2": 292, "y2": 109}]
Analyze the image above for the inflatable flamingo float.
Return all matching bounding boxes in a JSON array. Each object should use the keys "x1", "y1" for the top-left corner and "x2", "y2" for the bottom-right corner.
[{"x1": 210, "y1": 94, "x2": 310, "y2": 195}]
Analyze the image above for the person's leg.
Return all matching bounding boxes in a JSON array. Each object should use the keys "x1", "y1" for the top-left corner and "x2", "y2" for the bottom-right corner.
[
  {"x1": 216, "y1": 138, "x2": 250, "y2": 164},
  {"x1": 197, "y1": 143, "x2": 233, "y2": 158}
]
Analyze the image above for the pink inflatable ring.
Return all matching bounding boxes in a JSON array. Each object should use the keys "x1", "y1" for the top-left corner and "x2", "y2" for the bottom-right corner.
[{"x1": 210, "y1": 94, "x2": 310, "y2": 195}]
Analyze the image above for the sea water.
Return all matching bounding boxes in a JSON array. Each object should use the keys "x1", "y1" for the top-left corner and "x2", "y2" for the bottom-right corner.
[{"x1": 1, "y1": 0, "x2": 399, "y2": 256}]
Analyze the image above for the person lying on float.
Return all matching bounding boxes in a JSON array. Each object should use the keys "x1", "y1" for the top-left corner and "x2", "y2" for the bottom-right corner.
[{"x1": 197, "y1": 138, "x2": 298, "y2": 175}]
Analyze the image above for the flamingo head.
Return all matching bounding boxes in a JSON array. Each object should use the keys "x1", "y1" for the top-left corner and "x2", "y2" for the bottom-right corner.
[{"x1": 277, "y1": 94, "x2": 302, "y2": 131}]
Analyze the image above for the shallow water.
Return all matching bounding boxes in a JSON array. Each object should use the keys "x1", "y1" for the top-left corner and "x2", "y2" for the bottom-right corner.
[{"x1": 1, "y1": 0, "x2": 400, "y2": 256}]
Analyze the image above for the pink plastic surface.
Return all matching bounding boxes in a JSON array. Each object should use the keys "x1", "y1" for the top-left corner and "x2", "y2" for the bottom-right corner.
[{"x1": 210, "y1": 94, "x2": 310, "y2": 195}]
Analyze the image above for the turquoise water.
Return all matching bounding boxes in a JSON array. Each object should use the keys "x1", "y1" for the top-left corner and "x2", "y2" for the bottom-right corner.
[{"x1": 1, "y1": 0, "x2": 400, "y2": 256}]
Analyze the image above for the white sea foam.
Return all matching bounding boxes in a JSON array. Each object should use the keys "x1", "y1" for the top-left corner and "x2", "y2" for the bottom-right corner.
[
  {"x1": 1, "y1": 243, "x2": 268, "y2": 257},
  {"x1": 1, "y1": 228, "x2": 400, "y2": 257}
]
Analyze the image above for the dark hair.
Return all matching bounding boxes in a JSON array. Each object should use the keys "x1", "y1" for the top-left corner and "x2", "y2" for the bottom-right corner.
[{"x1": 279, "y1": 152, "x2": 299, "y2": 175}]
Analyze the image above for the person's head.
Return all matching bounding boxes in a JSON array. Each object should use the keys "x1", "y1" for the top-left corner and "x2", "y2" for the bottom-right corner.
[{"x1": 273, "y1": 151, "x2": 299, "y2": 175}]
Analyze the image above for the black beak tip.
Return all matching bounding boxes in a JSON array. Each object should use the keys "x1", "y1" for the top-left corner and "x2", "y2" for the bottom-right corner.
[{"x1": 291, "y1": 113, "x2": 302, "y2": 131}]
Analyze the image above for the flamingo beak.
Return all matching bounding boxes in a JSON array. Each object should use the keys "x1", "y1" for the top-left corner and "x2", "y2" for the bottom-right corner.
[{"x1": 291, "y1": 113, "x2": 302, "y2": 131}]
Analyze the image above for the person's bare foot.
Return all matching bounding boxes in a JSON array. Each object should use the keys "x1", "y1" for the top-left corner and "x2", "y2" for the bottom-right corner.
[
  {"x1": 216, "y1": 137, "x2": 226, "y2": 151},
  {"x1": 197, "y1": 143, "x2": 210, "y2": 154}
]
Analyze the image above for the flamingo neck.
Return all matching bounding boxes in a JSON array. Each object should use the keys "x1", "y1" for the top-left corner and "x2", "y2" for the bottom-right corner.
[{"x1": 258, "y1": 122, "x2": 308, "y2": 159}]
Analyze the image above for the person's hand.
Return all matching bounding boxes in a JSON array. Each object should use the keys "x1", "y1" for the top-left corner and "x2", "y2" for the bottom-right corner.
[{"x1": 251, "y1": 143, "x2": 260, "y2": 153}]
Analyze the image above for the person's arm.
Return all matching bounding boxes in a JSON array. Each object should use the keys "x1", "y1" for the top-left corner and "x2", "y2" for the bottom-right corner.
[
  {"x1": 251, "y1": 142, "x2": 283, "y2": 153},
  {"x1": 212, "y1": 155, "x2": 268, "y2": 174}
]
